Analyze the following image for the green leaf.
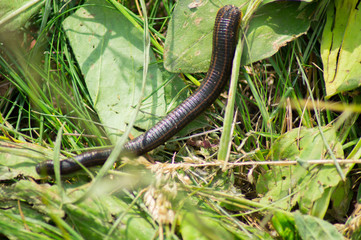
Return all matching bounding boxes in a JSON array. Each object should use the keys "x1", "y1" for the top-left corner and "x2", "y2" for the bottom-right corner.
[
  {"x1": 0, "y1": 141, "x2": 53, "y2": 179},
  {"x1": 164, "y1": 1, "x2": 315, "y2": 73},
  {"x1": 0, "y1": 0, "x2": 44, "y2": 32},
  {"x1": 164, "y1": 0, "x2": 245, "y2": 73},
  {"x1": 63, "y1": 0, "x2": 166, "y2": 142},
  {"x1": 310, "y1": 187, "x2": 334, "y2": 218},
  {"x1": 321, "y1": 0, "x2": 361, "y2": 97},
  {"x1": 294, "y1": 211, "x2": 344, "y2": 240},
  {"x1": 241, "y1": 1, "x2": 315, "y2": 65},
  {"x1": 256, "y1": 127, "x2": 348, "y2": 217}
]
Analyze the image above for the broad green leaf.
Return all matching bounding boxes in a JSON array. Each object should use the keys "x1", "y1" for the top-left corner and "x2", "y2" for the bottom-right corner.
[
  {"x1": 294, "y1": 211, "x2": 344, "y2": 240},
  {"x1": 256, "y1": 127, "x2": 348, "y2": 217},
  {"x1": 0, "y1": 0, "x2": 44, "y2": 32},
  {"x1": 0, "y1": 140, "x2": 53, "y2": 179},
  {"x1": 242, "y1": 1, "x2": 315, "y2": 65},
  {"x1": 164, "y1": 0, "x2": 245, "y2": 73},
  {"x1": 63, "y1": 0, "x2": 165, "y2": 142},
  {"x1": 321, "y1": 0, "x2": 361, "y2": 97},
  {"x1": 164, "y1": 0, "x2": 315, "y2": 73}
]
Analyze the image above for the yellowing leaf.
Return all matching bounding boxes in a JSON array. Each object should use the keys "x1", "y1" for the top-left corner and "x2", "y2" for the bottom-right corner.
[{"x1": 321, "y1": 0, "x2": 361, "y2": 97}]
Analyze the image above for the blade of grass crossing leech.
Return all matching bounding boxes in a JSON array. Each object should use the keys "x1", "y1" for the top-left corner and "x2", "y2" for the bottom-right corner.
[
  {"x1": 217, "y1": 37, "x2": 244, "y2": 162},
  {"x1": 218, "y1": 0, "x2": 263, "y2": 162}
]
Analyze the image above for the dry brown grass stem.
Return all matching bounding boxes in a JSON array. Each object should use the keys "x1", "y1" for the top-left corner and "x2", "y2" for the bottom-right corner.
[{"x1": 149, "y1": 159, "x2": 360, "y2": 172}]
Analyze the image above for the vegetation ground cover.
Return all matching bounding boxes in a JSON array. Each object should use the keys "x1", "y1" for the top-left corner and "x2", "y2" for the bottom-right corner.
[{"x1": 1, "y1": 0, "x2": 361, "y2": 239}]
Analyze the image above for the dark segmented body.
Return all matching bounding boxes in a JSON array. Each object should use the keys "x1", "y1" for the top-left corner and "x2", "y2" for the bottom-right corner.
[{"x1": 36, "y1": 5, "x2": 242, "y2": 175}]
